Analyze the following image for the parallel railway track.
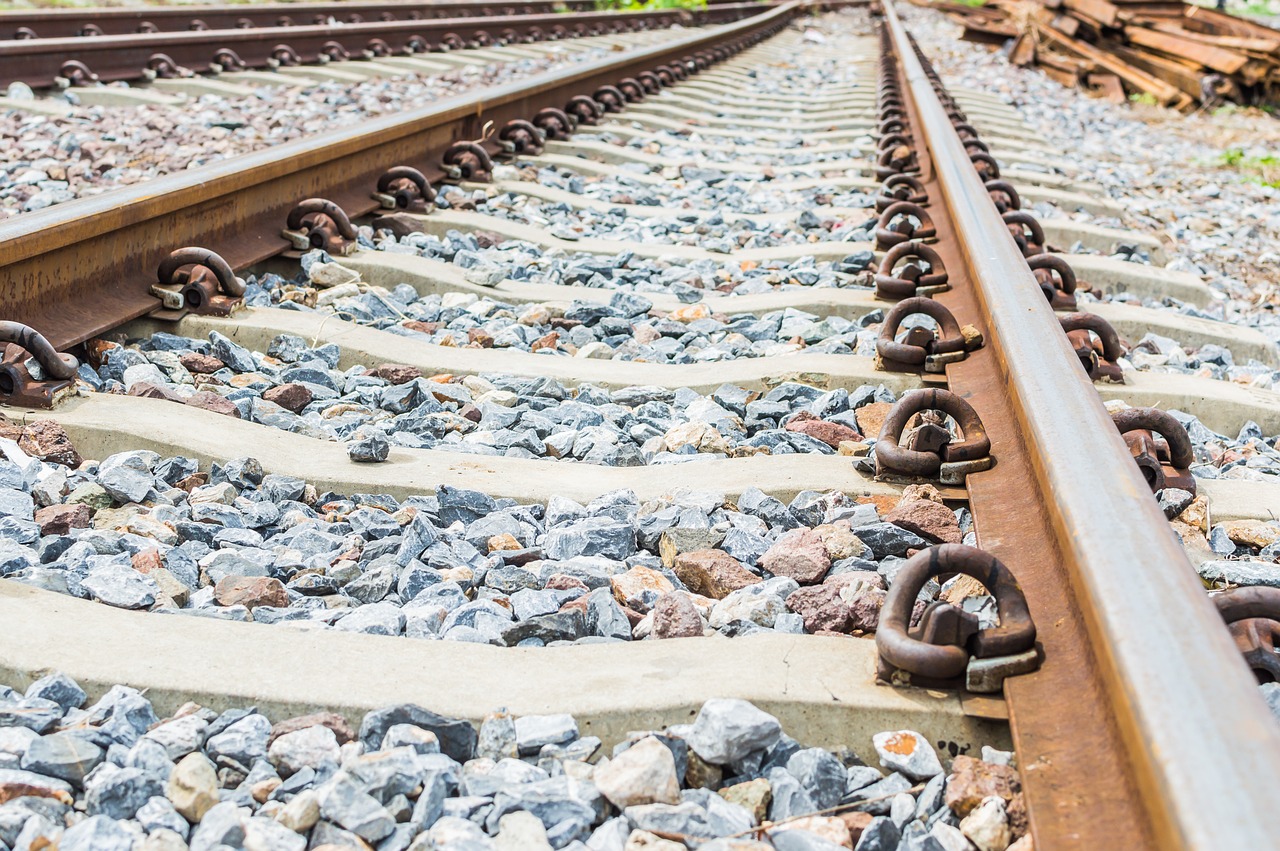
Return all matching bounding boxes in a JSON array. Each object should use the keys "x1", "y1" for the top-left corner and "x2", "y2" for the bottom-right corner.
[{"x1": 1, "y1": 1, "x2": 1279, "y2": 848}]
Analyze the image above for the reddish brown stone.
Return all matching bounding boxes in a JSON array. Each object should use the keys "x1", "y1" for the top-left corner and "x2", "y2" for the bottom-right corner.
[
  {"x1": 17, "y1": 420, "x2": 82, "y2": 468},
  {"x1": 402, "y1": 320, "x2": 441, "y2": 335},
  {"x1": 838, "y1": 811, "x2": 875, "y2": 845},
  {"x1": 261, "y1": 383, "x2": 312, "y2": 413},
  {"x1": 651, "y1": 592, "x2": 704, "y2": 639},
  {"x1": 785, "y1": 572, "x2": 885, "y2": 634},
  {"x1": 458, "y1": 404, "x2": 482, "y2": 423},
  {"x1": 467, "y1": 329, "x2": 495, "y2": 348},
  {"x1": 185, "y1": 391, "x2": 241, "y2": 418},
  {"x1": 268, "y1": 712, "x2": 356, "y2": 748},
  {"x1": 34, "y1": 503, "x2": 90, "y2": 536},
  {"x1": 127, "y1": 382, "x2": 185, "y2": 403},
  {"x1": 784, "y1": 411, "x2": 862, "y2": 448},
  {"x1": 179, "y1": 352, "x2": 225, "y2": 374},
  {"x1": 214, "y1": 576, "x2": 289, "y2": 610},
  {"x1": 546, "y1": 574, "x2": 589, "y2": 592},
  {"x1": 473, "y1": 231, "x2": 503, "y2": 249},
  {"x1": 530, "y1": 331, "x2": 560, "y2": 352},
  {"x1": 885, "y1": 499, "x2": 962, "y2": 545},
  {"x1": 854, "y1": 402, "x2": 894, "y2": 440},
  {"x1": 760, "y1": 528, "x2": 831, "y2": 585},
  {"x1": 131, "y1": 549, "x2": 164, "y2": 574},
  {"x1": 945, "y1": 755, "x2": 1028, "y2": 837},
  {"x1": 371, "y1": 213, "x2": 425, "y2": 238},
  {"x1": 673, "y1": 549, "x2": 761, "y2": 599},
  {"x1": 367, "y1": 364, "x2": 422, "y2": 385},
  {"x1": 175, "y1": 472, "x2": 209, "y2": 493}
]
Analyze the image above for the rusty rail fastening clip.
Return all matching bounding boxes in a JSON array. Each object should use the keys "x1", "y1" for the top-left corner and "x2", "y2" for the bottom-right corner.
[
  {"x1": 565, "y1": 94, "x2": 603, "y2": 127},
  {"x1": 442, "y1": 141, "x2": 493, "y2": 183},
  {"x1": 373, "y1": 166, "x2": 435, "y2": 214},
  {"x1": 875, "y1": 241, "x2": 948, "y2": 299},
  {"x1": 282, "y1": 198, "x2": 358, "y2": 256},
  {"x1": 1059, "y1": 313, "x2": 1125, "y2": 383},
  {"x1": 210, "y1": 48, "x2": 247, "y2": 73},
  {"x1": 1003, "y1": 210, "x2": 1045, "y2": 256},
  {"x1": 1213, "y1": 587, "x2": 1280, "y2": 683},
  {"x1": 0, "y1": 322, "x2": 79, "y2": 409},
  {"x1": 1028, "y1": 253, "x2": 1077, "y2": 310},
  {"x1": 56, "y1": 60, "x2": 98, "y2": 88},
  {"x1": 875, "y1": 388, "x2": 993, "y2": 485},
  {"x1": 875, "y1": 174, "x2": 928, "y2": 213},
  {"x1": 153, "y1": 248, "x2": 245, "y2": 315},
  {"x1": 876, "y1": 544, "x2": 1041, "y2": 692},
  {"x1": 533, "y1": 107, "x2": 575, "y2": 141},
  {"x1": 985, "y1": 179, "x2": 1020, "y2": 213},
  {"x1": 876, "y1": 297, "x2": 982, "y2": 374},
  {"x1": 875, "y1": 201, "x2": 935, "y2": 250},
  {"x1": 497, "y1": 120, "x2": 546, "y2": 156},
  {"x1": 1111, "y1": 407, "x2": 1196, "y2": 495}
]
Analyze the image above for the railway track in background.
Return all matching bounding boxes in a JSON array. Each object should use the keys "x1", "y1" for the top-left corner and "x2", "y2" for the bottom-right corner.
[
  {"x1": 0, "y1": 2, "x2": 776, "y2": 90},
  {"x1": 1, "y1": 1, "x2": 1280, "y2": 848}
]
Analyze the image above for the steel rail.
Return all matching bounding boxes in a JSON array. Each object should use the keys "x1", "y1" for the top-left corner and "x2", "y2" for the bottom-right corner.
[
  {"x1": 881, "y1": 1, "x2": 1280, "y2": 848},
  {"x1": 0, "y1": 5, "x2": 767, "y2": 89},
  {"x1": 0, "y1": 2, "x2": 811, "y2": 351},
  {"x1": 0, "y1": 1, "x2": 598, "y2": 40}
]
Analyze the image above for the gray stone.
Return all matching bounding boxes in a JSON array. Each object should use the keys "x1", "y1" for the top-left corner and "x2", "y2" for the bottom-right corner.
[
  {"x1": 318, "y1": 774, "x2": 396, "y2": 842},
  {"x1": 81, "y1": 563, "x2": 157, "y2": 609},
  {"x1": 854, "y1": 523, "x2": 928, "y2": 558},
  {"x1": 24, "y1": 673, "x2": 85, "y2": 711},
  {"x1": 348, "y1": 432, "x2": 390, "y2": 463},
  {"x1": 188, "y1": 800, "x2": 248, "y2": 851},
  {"x1": 137, "y1": 795, "x2": 191, "y2": 840},
  {"x1": 686, "y1": 699, "x2": 781, "y2": 765},
  {"x1": 360, "y1": 704, "x2": 477, "y2": 762},
  {"x1": 96, "y1": 450, "x2": 159, "y2": 504},
  {"x1": 85, "y1": 764, "x2": 165, "y2": 819},
  {"x1": 514, "y1": 714, "x2": 578, "y2": 755},
  {"x1": 1197, "y1": 559, "x2": 1280, "y2": 588},
  {"x1": 57, "y1": 814, "x2": 135, "y2": 851},
  {"x1": 786, "y1": 747, "x2": 846, "y2": 810},
  {"x1": 846, "y1": 772, "x2": 912, "y2": 815},
  {"x1": 543, "y1": 517, "x2": 636, "y2": 561},
  {"x1": 852, "y1": 816, "x2": 900, "y2": 851},
  {"x1": 0, "y1": 697, "x2": 62, "y2": 733},
  {"x1": 205, "y1": 713, "x2": 271, "y2": 766},
  {"x1": 20, "y1": 731, "x2": 103, "y2": 785}
]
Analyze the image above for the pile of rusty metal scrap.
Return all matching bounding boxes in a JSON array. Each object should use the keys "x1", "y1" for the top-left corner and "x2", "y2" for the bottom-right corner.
[{"x1": 925, "y1": 0, "x2": 1280, "y2": 110}]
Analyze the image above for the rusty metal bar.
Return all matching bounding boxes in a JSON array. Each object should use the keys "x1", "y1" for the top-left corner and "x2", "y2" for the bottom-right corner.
[
  {"x1": 0, "y1": 1, "x2": 596, "y2": 40},
  {"x1": 0, "y1": 3, "x2": 805, "y2": 351},
  {"x1": 881, "y1": 1, "x2": 1280, "y2": 848},
  {"x1": 0, "y1": 4, "x2": 768, "y2": 88}
]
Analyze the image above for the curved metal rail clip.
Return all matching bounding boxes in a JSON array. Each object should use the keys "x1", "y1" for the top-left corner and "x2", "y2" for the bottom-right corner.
[
  {"x1": 876, "y1": 544, "x2": 1042, "y2": 693},
  {"x1": 151, "y1": 247, "x2": 246, "y2": 316},
  {"x1": 1213, "y1": 586, "x2": 1280, "y2": 684},
  {"x1": 874, "y1": 388, "x2": 992, "y2": 485},
  {"x1": 0, "y1": 322, "x2": 80, "y2": 409}
]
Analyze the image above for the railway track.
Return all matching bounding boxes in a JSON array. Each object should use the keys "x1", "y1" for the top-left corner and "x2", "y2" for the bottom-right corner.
[
  {"x1": 1, "y1": 1, "x2": 1279, "y2": 848},
  {"x1": 0, "y1": 2, "x2": 774, "y2": 90}
]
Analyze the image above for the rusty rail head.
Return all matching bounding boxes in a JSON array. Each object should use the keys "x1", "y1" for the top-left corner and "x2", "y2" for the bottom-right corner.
[{"x1": 880, "y1": 1, "x2": 1280, "y2": 847}]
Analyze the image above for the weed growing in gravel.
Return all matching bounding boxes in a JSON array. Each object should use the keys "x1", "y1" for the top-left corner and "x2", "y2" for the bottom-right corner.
[{"x1": 1219, "y1": 147, "x2": 1280, "y2": 188}]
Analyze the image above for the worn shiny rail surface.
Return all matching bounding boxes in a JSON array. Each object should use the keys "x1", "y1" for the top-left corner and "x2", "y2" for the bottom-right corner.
[{"x1": 878, "y1": 2, "x2": 1280, "y2": 848}]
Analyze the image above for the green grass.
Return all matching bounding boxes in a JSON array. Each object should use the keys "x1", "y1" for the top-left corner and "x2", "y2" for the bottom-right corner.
[
  {"x1": 1218, "y1": 147, "x2": 1280, "y2": 188},
  {"x1": 949, "y1": 0, "x2": 988, "y2": 7},
  {"x1": 593, "y1": 0, "x2": 707, "y2": 10}
]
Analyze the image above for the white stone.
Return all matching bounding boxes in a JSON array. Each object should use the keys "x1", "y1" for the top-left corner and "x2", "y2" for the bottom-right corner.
[
  {"x1": 960, "y1": 796, "x2": 1011, "y2": 851},
  {"x1": 593, "y1": 736, "x2": 681, "y2": 809},
  {"x1": 495, "y1": 811, "x2": 553, "y2": 851},
  {"x1": 872, "y1": 730, "x2": 942, "y2": 780},
  {"x1": 269, "y1": 725, "x2": 341, "y2": 776}
]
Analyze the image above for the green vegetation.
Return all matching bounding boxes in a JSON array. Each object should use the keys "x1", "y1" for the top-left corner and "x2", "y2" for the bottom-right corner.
[
  {"x1": 949, "y1": 0, "x2": 988, "y2": 7},
  {"x1": 1128, "y1": 92, "x2": 1159, "y2": 106},
  {"x1": 593, "y1": 0, "x2": 707, "y2": 10},
  {"x1": 1218, "y1": 147, "x2": 1280, "y2": 188}
]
